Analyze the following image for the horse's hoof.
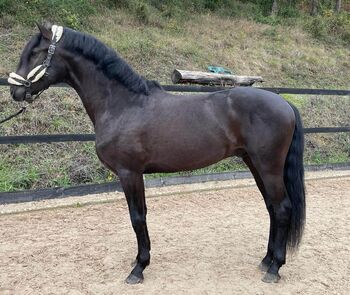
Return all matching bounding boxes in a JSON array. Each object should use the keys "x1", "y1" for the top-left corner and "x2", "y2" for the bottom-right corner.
[
  {"x1": 258, "y1": 261, "x2": 270, "y2": 272},
  {"x1": 125, "y1": 273, "x2": 144, "y2": 284},
  {"x1": 130, "y1": 259, "x2": 137, "y2": 267},
  {"x1": 262, "y1": 272, "x2": 280, "y2": 283}
]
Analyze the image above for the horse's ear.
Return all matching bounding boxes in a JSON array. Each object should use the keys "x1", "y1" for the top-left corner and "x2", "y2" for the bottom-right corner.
[{"x1": 36, "y1": 22, "x2": 52, "y2": 40}]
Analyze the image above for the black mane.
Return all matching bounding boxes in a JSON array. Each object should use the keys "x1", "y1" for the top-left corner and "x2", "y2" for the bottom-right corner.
[{"x1": 62, "y1": 28, "x2": 162, "y2": 95}]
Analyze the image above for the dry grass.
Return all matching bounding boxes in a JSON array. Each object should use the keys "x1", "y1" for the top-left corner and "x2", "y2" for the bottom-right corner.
[{"x1": 88, "y1": 12, "x2": 350, "y2": 88}]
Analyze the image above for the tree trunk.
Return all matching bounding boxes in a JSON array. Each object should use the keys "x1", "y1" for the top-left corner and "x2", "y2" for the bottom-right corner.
[
  {"x1": 271, "y1": 0, "x2": 278, "y2": 15},
  {"x1": 310, "y1": 0, "x2": 318, "y2": 15},
  {"x1": 335, "y1": 0, "x2": 342, "y2": 13}
]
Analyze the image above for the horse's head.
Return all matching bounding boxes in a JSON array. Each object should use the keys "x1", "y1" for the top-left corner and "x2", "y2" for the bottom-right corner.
[{"x1": 9, "y1": 23, "x2": 66, "y2": 102}]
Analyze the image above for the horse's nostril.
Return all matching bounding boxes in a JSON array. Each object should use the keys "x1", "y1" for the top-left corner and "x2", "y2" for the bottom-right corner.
[{"x1": 10, "y1": 87, "x2": 25, "y2": 101}]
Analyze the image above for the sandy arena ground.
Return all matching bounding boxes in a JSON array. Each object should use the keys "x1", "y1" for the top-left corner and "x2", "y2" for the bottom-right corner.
[{"x1": 0, "y1": 170, "x2": 349, "y2": 295}]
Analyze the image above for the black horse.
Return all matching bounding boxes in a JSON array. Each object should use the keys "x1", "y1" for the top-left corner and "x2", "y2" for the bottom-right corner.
[{"x1": 9, "y1": 24, "x2": 305, "y2": 284}]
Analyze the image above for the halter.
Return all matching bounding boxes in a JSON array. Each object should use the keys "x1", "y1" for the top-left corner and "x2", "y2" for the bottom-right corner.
[
  {"x1": 8, "y1": 25, "x2": 63, "y2": 92},
  {"x1": 0, "y1": 25, "x2": 63, "y2": 124}
]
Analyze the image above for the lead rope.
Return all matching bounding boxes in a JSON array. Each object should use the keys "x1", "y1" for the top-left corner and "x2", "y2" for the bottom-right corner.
[
  {"x1": 0, "y1": 106, "x2": 27, "y2": 125},
  {"x1": 0, "y1": 88, "x2": 46, "y2": 125}
]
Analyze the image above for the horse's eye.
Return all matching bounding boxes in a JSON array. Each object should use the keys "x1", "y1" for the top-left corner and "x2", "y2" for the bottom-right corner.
[
  {"x1": 31, "y1": 48, "x2": 40, "y2": 55},
  {"x1": 29, "y1": 49, "x2": 41, "y2": 61}
]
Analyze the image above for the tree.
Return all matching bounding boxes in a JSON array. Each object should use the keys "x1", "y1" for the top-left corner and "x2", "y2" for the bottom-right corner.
[
  {"x1": 335, "y1": 0, "x2": 342, "y2": 13},
  {"x1": 271, "y1": 0, "x2": 278, "y2": 15},
  {"x1": 310, "y1": 0, "x2": 319, "y2": 15}
]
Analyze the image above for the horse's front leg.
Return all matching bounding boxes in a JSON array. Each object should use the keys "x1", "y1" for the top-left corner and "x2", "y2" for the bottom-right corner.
[{"x1": 118, "y1": 169, "x2": 150, "y2": 284}]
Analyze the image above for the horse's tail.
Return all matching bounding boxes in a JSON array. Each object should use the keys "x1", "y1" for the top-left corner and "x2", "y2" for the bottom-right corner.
[{"x1": 284, "y1": 103, "x2": 306, "y2": 250}]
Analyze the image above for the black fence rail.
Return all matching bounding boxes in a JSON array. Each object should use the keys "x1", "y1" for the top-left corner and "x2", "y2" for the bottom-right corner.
[
  {"x1": 1, "y1": 162, "x2": 349, "y2": 205},
  {"x1": 163, "y1": 85, "x2": 350, "y2": 96},
  {"x1": 1, "y1": 78, "x2": 350, "y2": 95},
  {"x1": 0, "y1": 127, "x2": 350, "y2": 145}
]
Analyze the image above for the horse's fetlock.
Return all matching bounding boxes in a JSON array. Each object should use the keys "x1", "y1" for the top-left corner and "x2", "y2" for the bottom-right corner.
[
  {"x1": 273, "y1": 251, "x2": 286, "y2": 266},
  {"x1": 138, "y1": 252, "x2": 150, "y2": 266}
]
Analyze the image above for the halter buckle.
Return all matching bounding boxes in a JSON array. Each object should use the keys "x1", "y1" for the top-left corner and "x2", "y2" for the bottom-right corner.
[{"x1": 48, "y1": 44, "x2": 56, "y2": 54}]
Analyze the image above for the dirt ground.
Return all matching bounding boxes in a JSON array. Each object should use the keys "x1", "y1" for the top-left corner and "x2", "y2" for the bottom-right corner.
[{"x1": 0, "y1": 171, "x2": 349, "y2": 295}]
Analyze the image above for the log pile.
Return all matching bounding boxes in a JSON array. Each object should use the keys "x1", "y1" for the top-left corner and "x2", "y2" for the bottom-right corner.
[{"x1": 171, "y1": 69, "x2": 263, "y2": 86}]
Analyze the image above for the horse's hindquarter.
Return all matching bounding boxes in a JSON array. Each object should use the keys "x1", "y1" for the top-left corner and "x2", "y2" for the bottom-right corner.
[{"x1": 229, "y1": 88, "x2": 296, "y2": 159}]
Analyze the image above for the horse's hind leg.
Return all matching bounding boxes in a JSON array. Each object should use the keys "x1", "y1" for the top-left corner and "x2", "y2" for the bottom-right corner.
[
  {"x1": 246, "y1": 154, "x2": 292, "y2": 283},
  {"x1": 261, "y1": 175, "x2": 291, "y2": 282},
  {"x1": 117, "y1": 169, "x2": 151, "y2": 284},
  {"x1": 243, "y1": 155, "x2": 275, "y2": 272}
]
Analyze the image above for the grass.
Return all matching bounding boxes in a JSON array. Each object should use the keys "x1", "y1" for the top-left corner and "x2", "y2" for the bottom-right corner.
[
  {"x1": 0, "y1": 0, "x2": 97, "y2": 29},
  {"x1": 281, "y1": 94, "x2": 308, "y2": 109},
  {"x1": 86, "y1": 11, "x2": 350, "y2": 88},
  {"x1": 301, "y1": 95, "x2": 350, "y2": 166},
  {"x1": 0, "y1": 5, "x2": 349, "y2": 191}
]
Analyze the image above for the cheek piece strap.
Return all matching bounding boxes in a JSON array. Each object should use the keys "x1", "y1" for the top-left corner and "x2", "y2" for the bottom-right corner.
[{"x1": 8, "y1": 25, "x2": 64, "y2": 90}]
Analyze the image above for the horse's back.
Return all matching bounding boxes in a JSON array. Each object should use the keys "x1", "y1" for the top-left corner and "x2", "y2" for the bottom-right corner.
[{"x1": 228, "y1": 87, "x2": 294, "y2": 117}]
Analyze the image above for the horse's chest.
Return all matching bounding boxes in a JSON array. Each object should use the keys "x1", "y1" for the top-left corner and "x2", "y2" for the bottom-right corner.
[{"x1": 95, "y1": 129, "x2": 147, "y2": 169}]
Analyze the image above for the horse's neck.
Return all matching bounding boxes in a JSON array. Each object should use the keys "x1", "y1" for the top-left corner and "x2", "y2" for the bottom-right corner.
[{"x1": 63, "y1": 56, "x2": 129, "y2": 125}]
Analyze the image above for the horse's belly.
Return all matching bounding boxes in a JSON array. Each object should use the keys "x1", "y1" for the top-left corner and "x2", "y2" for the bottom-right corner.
[{"x1": 144, "y1": 142, "x2": 236, "y2": 173}]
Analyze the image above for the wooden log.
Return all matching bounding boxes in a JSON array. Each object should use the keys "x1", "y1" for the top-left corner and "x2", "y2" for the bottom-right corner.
[{"x1": 171, "y1": 69, "x2": 264, "y2": 86}]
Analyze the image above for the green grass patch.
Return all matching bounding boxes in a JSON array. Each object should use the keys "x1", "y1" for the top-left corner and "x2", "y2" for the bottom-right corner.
[
  {"x1": 0, "y1": 0, "x2": 99, "y2": 29},
  {"x1": 0, "y1": 158, "x2": 40, "y2": 191},
  {"x1": 282, "y1": 94, "x2": 307, "y2": 109}
]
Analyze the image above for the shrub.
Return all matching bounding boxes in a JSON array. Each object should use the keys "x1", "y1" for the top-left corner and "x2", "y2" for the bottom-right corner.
[
  {"x1": 304, "y1": 11, "x2": 350, "y2": 44},
  {"x1": 0, "y1": 0, "x2": 98, "y2": 29}
]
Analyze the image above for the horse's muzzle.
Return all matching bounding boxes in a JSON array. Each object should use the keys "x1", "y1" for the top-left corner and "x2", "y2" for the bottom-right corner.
[{"x1": 10, "y1": 86, "x2": 30, "y2": 102}]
